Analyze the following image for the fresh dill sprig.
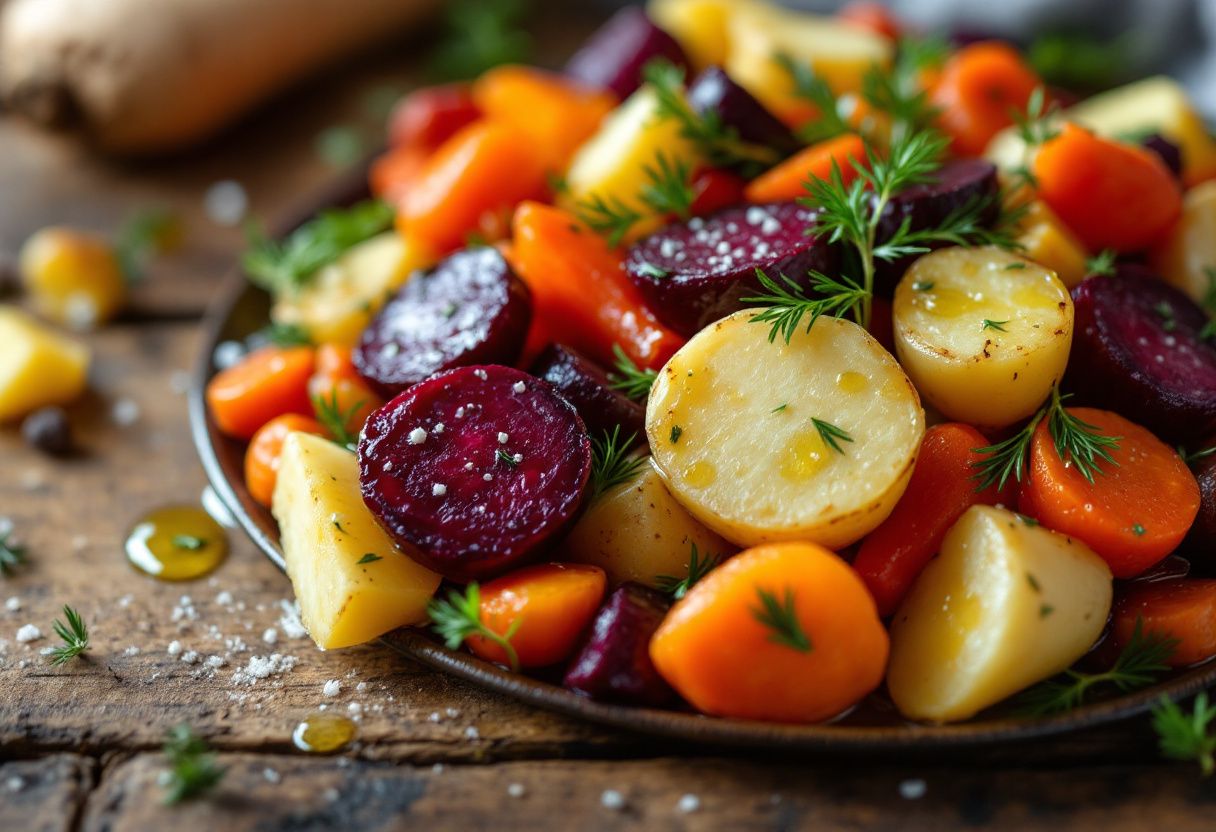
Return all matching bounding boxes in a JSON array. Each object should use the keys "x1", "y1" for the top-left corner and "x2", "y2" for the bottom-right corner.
[
  {"x1": 972, "y1": 384, "x2": 1121, "y2": 491},
  {"x1": 590, "y1": 426, "x2": 648, "y2": 500},
  {"x1": 311, "y1": 391, "x2": 363, "y2": 451},
  {"x1": 0, "y1": 527, "x2": 26, "y2": 577},
  {"x1": 574, "y1": 192, "x2": 642, "y2": 248},
  {"x1": 357, "y1": 553, "x2": 382, "y2": 564},
  {"x1": 1086, "y1": 249, "x2": 1118, "y2": 277},
  {"x1": 751, "y1": 587, "x2": 812, "y2": 653},
  {"x1": 1153, "y1": 692, "x2": 1216, "y2": 776},
  {"x1": 48, "y1": 605, "x2": 90, "y2": 666},
  {"x1": 1180, "y1": 444, "x2": 1216, "y2": 466},
  {"x1": 1008, "y1": 86, "x2": 1061, "y2": 190},
  {"x1": 743, "y1": 268, "x2": 869, "y2": 343},
  {"x1": 860, "y1": 63, "x2": 938, "y2": 142},
  {"x1": 812, "y1": 418, "x2": 854, "y2": 454},
  {"x1": 428, "y1": 0, "x2": 532, "y2": 81},
  {"x1": 655, "y1": 543, "x2": 722, "y2": 600},
  {"x1": 607, "y1": 345, "x2": 658, "y2": 401},
  {"x1": 255, "y1": 322, "x2": 313, "y2": 348},
  {"x1": 116, "y1": 208, "x2": 180, "y2": 283},
  {"x1": 161, "y1": 724, "x2": 226, "y2": 804},
  {"x1": 427, "y1": 583, "x2": 521, "y2": 671},
  {"x1": 243, "y1": 200, "x2": 394, "y2": 296},
  {"x1": 1015, "y1": 618, "x2": 1176, "y2": 715},
  {"x1": 643, "y1": 59, "x2": 779, "y2": 175},
  {"x1": 982, "y1": 319, "x2": 1010, "y2": 332},
  {"x1": 639, "y1": 152, "x2": 695, "y2": 219},
  {"x1": 774, "y1": 53, "x2": 851, "y2": 145},
  {"x1": 172, "y1": 535, "x2": 206, "y2": 551}
]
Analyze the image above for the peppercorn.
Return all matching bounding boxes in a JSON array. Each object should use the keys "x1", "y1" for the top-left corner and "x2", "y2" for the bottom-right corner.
[{"x1": 22, "y1": 406, "x2": 74, "y2": 455}]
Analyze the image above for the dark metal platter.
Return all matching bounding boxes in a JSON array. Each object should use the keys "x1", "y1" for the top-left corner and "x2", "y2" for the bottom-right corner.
[{"x1": 187, "y1": 169, "x2": 1216, "y2": 753}]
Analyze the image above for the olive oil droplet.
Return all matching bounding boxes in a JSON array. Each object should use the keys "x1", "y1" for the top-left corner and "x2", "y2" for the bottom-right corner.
[
  {"x1": 835, "y1": 371, "x2": 868, "y2": 394},
  {"x1": 293, "y1": 712, "x2": 358, "y2": 754},
  {"x1": 682, "y1": 460, "x2": 717, "y2": 488},
  {"x1": 779, "y1": 432, "x2": 831, "y2": 482},
  {"x1": 125, "y1": 506, "x2": 228, "y2": 581}
]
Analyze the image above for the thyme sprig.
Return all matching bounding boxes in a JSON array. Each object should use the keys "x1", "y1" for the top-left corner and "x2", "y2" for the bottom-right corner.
[
  {"x1": 751, "y1": 587, "x2": 812, "y2": 653},
  {"x1": 427, "y1": 583, "x2": 521, "y2": 671},
  {"x1": 655, "y1": 543, "x2": 722, "y2": 600},
  {"x1": 0, "y1": 526, "x2": 26, "y2": 577},
  {"x1": 1153, "y1": 692, "x2": 1216, "y2": 776},
  {"x1": 972, "y1": 384, "x2": 1121, "y2": 491},
  {"x1": 812, "y1": 418, "x2": 854, "y2": 454},
  {"x1": 161, "y1": 724, "x2": 226, "y2": 804},
  {"x1": 743, "y1": 268, "x2": 869, "y2": 343},
  {"x1": 1016, "y1": 619, "x2": 1176, "y2": 715},
  {"x1": 589, "y1": 426, "x2": 648, "y2": 500},
  {"x1": 312, "y1": 391, "x2": 363, "y2": 451},
  {"x1": 48, "y1": 605, "x2": 90, "y2": 666},
  {"x1": 607, "y1": 344, "x2": 658, "y2": 402}
]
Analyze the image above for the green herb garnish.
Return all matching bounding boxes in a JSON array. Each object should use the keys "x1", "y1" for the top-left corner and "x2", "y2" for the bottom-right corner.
[
  {"x1": 172, "y1": 535, "x2": 206, "y2": 551},
  {"x1": 116, "y1": 208, "x2": 180, "y2": 283},
  {"x1": 669, "y1": 425, "x2": 683, "y2": 444},
  {"x1": 1086, "y1": 249, "x2": 1118, "y2": 277},
  {"x1": 656, "y1": 543, "x2": 722, "y2": 600},
  {"x1": 312, "y1": 391, "x2": 363, "y2": 451},
  {"x1": 48, "y1": 605, "x2": 90, "y2": 666},
  {"x1": 574, "y1": 193, "x2": 643, "y2": 248},
  {"x1": 161, "y1": 724, "x2": 226, "y2": 804},
  {"x1": 255, "y1": 322, "x2": 312, "y2": 348},
  {"x1": 972, "y1": 384, "x2": 1121, "y2": 491},
  {"x1": 640, "y1": 151, "x2": 695, "y2": 219},
  {"x1": 743, "y1": 268, "x2": 869, "y2": 344},
  {"x1": 982, "y1": 319, "x2": 1010, "y2": 332},
  {"x1": 607, "y1": 344, "x2": 658, "y2": 402},
  {"x1": 751, "y1": 587, "x2": 812, "y2": 653},
  {"x1": 589, "y1": 426, "x2": 647, "y2": 500},
  {"x1": 357, "y1": 553, "x2": 382, "y2": 564},
  {"x1": 812, "y1": 418, "x2": 854, "y2": 455},
  {"x1": 428, "y1": 0, "x2": 532, "y2": 81},
  {"x1": 496, "y1": 449, "x2": 519, "y2": 469},
  {"x1": 1153, "y1": 692, "x2": 1216, "y2": 776},
  {"x1": 774, "y1": 53, "x2": 852, "y2": 145},
  {"x1": 0, "y1": 527, "x2": 26, "y2": 577},
  {"x1": 428, "y1": 583, "x2": 520, "y2": 671}
]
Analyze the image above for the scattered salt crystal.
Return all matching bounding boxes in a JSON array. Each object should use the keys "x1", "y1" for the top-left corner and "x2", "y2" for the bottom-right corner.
[
  {"x1": 355, "y1": 682, "x2": 367, "y2": 692},
  {"x1": 169, "y1": 370, "x2": 192, "y2": 394},
  {"x1": 6, "y1": 776, "x2": 25, "y2": 792},
  {"x1": 204, "y1": 180, "x2": 249, "y2": 227},
  {"x1": 5, "y1": 597, "x2": 20, "y2": 612},
  {"x1": 428, "y1": 712, "x2": 441, "y2": 723},
  {"x1": 348, "y1": 702, "x2": 363, "y2": 715},
  {"x1": 124, "y1": 646, "x2": 141, "y2": 656},
  {"x1": 474, "y1": 369, "x2": 488, "y2": 380},
  {"x1": 760, "y1": 216, "x2": 781, "y2": 235},
  {"x1": 111, "y1": 398, "x2": 140, "y2": 427},
  {"x1": 497, "y1": 432, "x2": 509, "y2": 444},
  {"x1": 277, "y1": 601, "x2": 307, "y2": 639},
  {"x1": 601, "y1": 790, "x2": 626, "y2": 811},
  {"x1": 445, "y1": 707, "x2": 460, "y2": 718},
  {"x1": 483, "y1": 473, "x2": 493, "y2": 482},
  {"x1": 262, "y1": 628, "x2": 278, "y2": 645},
  {"x1": 431, "y1": 763, "x2": 445, "y2": 774},
  {"x1": 15, "y1": 625, "x2": 40, "y2": 643},
  {"x1": 322, "y1": 679, "x2": 341, "y2": 697},
  {"x1": 231, "y1": 653, "x2": 299, "y2": 685},
  {"x1": 167, "y1": 641, "x2": 183, "y2": 657},
  {"x1": 407, "y1": 427, "x2": 428, "y2": 445},
  {"x1": 512, "y1": 381, "x2": 526, "y2": 394},
  {"x1": 263, "y1": 768, "x2": 282, "y2": 784},
  {"x1": 180, "y1": 650, "x2": 201, "y2": 665},
  {"x1": 213, "y1": 341, "x2": 246, "y2": 370},
  {"x1": 382, "y1": 461, "x2": 394, "y2": 472},
  {"x1": 464, "y1": 461, "x2": 474, "y2": 470},
  {"x1": 204, "y1": 655, "x2": 226, "y2": 669},
  {"x1": 899, "y1": 778, "x2": 927, "y2": 800},
  {"x1": 677, "y1": 794, "x2": 701, "y2": 813},
  {"x1": 512, "y1": 453, "x2": 522, "y2": 463},
  {"x1": 323, "y1": 787, "x2": 340, "y2": 802},
  {"x1": 464, "y1": 725, "x2": 479, "y2": 739},
  {"x1": 432, "y1": 483, "x2": 447, "y2": 497},
  {"x1": 118, "y1": 594, "x2": 134, "y2": 608},
  {"x1": 507, "y1": 783, "x2": 526, "y2": 798},
  {"x1": 215, "y1": 591, "x2": 234, "y2": 606},
  {"x1": 455, "y1": 407, "x2": 466, "y2": 418}
]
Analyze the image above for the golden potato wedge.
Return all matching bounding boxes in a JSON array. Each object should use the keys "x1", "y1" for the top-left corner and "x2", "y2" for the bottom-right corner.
[{"x1": 0, "y1": 306, "x2": 90, "y2": 421}]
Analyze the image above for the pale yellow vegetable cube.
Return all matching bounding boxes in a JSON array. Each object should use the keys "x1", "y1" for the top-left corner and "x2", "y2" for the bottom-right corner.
[
  {"x1": 887, "y1": 506, "x2": 1112, "y2": 723},
  {"x1": 1151, "y1": 179, "x2": 1216, "y2": 307},
  {"x1": 563, "y1": 459, "x2": 736, "y2": 587},
  {"x1": 561, "y1": 87, "x2": 702, "y2": 245},
  {"x1": 0, "y1": 306, "x2": 90, "y2": 421},
  {"x1": 271, "y1": 231, "x2": 431, "y2": 347},
  {"x1": 892, "y1": 246, "x2": 1074, "y2": 429},
  {"x1": 1014, "y1": 200, "x2": 1090, "y2": 289},
  {"x1": 273, "y1": 432, "x2": 441, "y2": 650},
  {"x1": 724, "y1": 4, "x2": 892, "y2": 118},
  {"x1": 648, "y1": 0, "x2": 759, "y2": 71},
  {"x1": 647, "y1": 311, "x2": 924, "y2": 550},
  {"x1": 20, "y1": 227, "x2": 127, "y2": 330}
]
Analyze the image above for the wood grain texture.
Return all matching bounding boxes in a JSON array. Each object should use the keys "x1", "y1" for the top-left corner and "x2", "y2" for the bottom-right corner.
[{"x1": 0, "y1": 754, "x2": 94, "y2": 832}]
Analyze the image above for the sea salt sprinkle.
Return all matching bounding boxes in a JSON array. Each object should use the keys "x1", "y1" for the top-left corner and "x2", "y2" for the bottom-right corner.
[
  {"x1": 507, "y1": 783, "x2": 527, "y2": 798},
  {"x1": 497, "y1": 432, "x2": 509, "y2": 444},
  {"x1": 322, "y1": 679, "x2": 341, "y2": 697},
  {"x1": 676, "y1": 794, "x2": 701, "y2": 814},
  {"x1": 512, "y1": 381, "x2": 526, "y2": 394},
  {"x1": 899, "y1": 778, "x2": 927, "y2": 800},
  {"x1": 204, "y1": 180, "x2": 249, "y2": 227},
  {"x1": 407, "y1": 427, "x2": 428, "y2": 445},
  {"x1": 432, "y1": 484, "x2": 448, "y2": 497},
  {"x1": 601, "y1": 789, "x2": 626, "y2": 811},
  {"x1": 15, "y1": 624, "x2": 41, "y2": 643}
]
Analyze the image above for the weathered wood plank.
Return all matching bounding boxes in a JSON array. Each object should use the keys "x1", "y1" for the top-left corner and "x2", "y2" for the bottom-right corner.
[
  {"x1": 0, "y1": 321, "x2": 628, "y2": 761},
  {"x1": 0, "y1": 754, "x2": 95, "y2": 832},
  {"x1": 80, "y1": 752, "x2": 1214, "y2": 832}
]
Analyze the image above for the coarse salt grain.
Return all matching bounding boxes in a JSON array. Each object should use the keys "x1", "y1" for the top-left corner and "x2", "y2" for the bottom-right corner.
[
  {"x1": 601, "y1": 790, "x2": 626, "y2": 811},
  {"x1": 15, "y1": 624, "x2": 40, "y2": 643},
  {"x1": 512, "y1": 381, "x2": 526, "y2": 393},
  {"x1": 464, "y1": 725, "x2": 479, "y2": 739},
  {"x1": 322, "y1": 679, "x2": 341, "y2": 697},
  {"x1": 899, "y1": 778, "x2": 927, "y2": 800},
  {"x1": 124, "y1": 646, "x2": 141, "y2": 656},
  {"x1": 111, "y1": 398, "x2": 141, "y2": 427},
  {"x1": 455, "y1": 407, "x2": 466, "y2": 418},
  {"x1": 677, "y1": 794, "x2": 701, "y2": 813},
  {"x1": 512, "y1": 453, "x2": 523, "y2": 463},
  {"x1": 262, "y1": 628, "x2": 278, "y2": 645},
  {"x1": 433, "y1": 423, "x2": 445, "y2": 434},
  {"x1": 180, "y1": 650, "x2": 201, "y2": 664},
  {"x1": 497, "y1": 432, "x2": 508, "y2": 444},
  {"x1": 205, "y1": 655, "x2": 226, "y2": 670},
  {"x1": 215, "y1": 591, "x2": 234, "y2": 606},
  {"x1": 167, "y1": 640, "x2": 183, "y2": 657},
  {"x1": 204, "y1": 180, "x2": 249, "y2": 227},
  {"x1": 474, "y1": 369, "x2": 488, "y2": 380},
  {"x1": 432, "y1": 483, "x2": 447, "y2": 497},
  {"x1": 264, "y1": 768, "x2": 282, "y2": 784},
  {"x1": 408, "y1": 427, "x2": 427, "y2": 445},
  {"x1": 5, "y1": 597, "x2": 20, "y2": 612},
  {"x1": 507, "y1": 783, "x2": 526, "y2": 798},
  {"x1": 483, "y1": 473, "x2": 493, "y2": 482},
  {"x1": 382, "y1": 461, "x2": 394, "y2": 472}
]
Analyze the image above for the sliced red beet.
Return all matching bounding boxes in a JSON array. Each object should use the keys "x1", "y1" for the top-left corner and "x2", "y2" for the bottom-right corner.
[
  {"x1": 563, "y1": 7, "x2": 688, "y2": 100},
  {"x1": 1067, "y1": 271, "x2": 1216, "y2": 442},
  {"x1": 1141, "y1": 133, "x2": 1184, "y2": 181},
  {"x1": 872, "y1": 158, "x2": 1000, "y2": 292},
  {"x1": 686, "y1": 67, "x2": 802, "y2": 164},
  {"x1": 563, "y1": 583, "x2": 675, "y2": 706},
  {"x1": 358, "y1": 365, "x2": 591, "y2": 581},
  {"x1": 624, "y1": 202, "x2": 836, "y2": 336},
  {"x1": 354, "y1": 247, "x2": 532, "y2": 398},
  {"x1": 528, "y1": 344, "x2": 645, "y2": 446},
  {"x1": 1183, "y1": 448, "x2": 1216, "y2": 567}
]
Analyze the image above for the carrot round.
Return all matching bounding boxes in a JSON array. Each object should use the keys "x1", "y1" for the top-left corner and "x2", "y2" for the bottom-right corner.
[
  {"x1": 471, "y1": 65, "x2": 616, "y2": 170},
  {"x1": 1032, "y1": 124, "x2": 1182, "y2": 253},
  {"x1": 206, "y1": 346, "x2": 315, "y2": 440},
  {"x1": 468, "y1": 563, "x2": 607, "y2": 668},
  {"x1": 930, "y1": 42, "x2": 1042, "y2": 157},
  {"x1": 510, "y1": 201, "x2": 685, "y2": 370},
  {"x1": 1018, "y1": 408, "x2": 1200, "y2": 578},
  {"x1": 744, "y1": 133, "x2": 866, "y2": 204},
  {"x1": 1110, "y1": 579, "x2": 1216, "y2": 667},
  {"x1": 400, "y1": 120, "x2": 548, "y2": 255},
  {"x1": 307, "y1": 344, "x2": 383, "y2": 437},
  {"x1": 244, "y1": 413, "x2": 326, "y2": 507},
  {"x1": 649, "y1": 542, "x2": 888, "y2": 723},
  {"x1": 853, "y1": 423, "x2": 1003, "y2": 617}
]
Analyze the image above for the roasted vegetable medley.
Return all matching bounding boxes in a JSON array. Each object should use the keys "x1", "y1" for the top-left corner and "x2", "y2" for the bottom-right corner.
[{"x1": 200, "y1": 1, "x2": 1216, "y2": 725}]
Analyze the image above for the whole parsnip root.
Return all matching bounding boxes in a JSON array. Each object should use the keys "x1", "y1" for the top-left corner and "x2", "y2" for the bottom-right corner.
[{"x1": 0, "y1": 0, "x2": 439, "y2": 155}]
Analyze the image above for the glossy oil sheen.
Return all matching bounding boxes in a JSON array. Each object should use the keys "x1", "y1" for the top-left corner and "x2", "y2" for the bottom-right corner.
[
  {"x1": 126, "y1": 506, "x2": 228, "y2": 581},
  {"x1": 292, "y1": 712, "x2": 358, "y2": 753}
]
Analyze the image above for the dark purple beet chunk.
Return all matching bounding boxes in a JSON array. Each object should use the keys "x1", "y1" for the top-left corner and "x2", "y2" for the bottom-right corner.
[
  {"x1": 1184, "y1": 451, "x2": 1216, "y2": 568},
  {"x1": 872, "y1": 159, "x2": 1000, "y2": 293},
  {"x1": 563, "y1": 583, "x2": 675, "y2": 706},
  {"x1": 1066, "y1": 272, "x2": 1216, "y2": 442},
  {"x1": 563, "y1": 7, "x2": 688, "y2": 101},
  {"x1": 686, "y1": 66, "x2": 801, "y2": 162},
  {"x1": 358, "y1": 365, "x2": 591, "y2": 581},
  {"x1": 1141, "y1": 133, "x2": 1184, "y2": 181},
  {"x1": 625, "y1": 202, "x2": 836, "y2": 336},
  {"x1": 354, "y1": 246, "x2": 532, "y2": 398},
  {"x1": 528, "y1": 344, "x2": 645, "y2": 446}
]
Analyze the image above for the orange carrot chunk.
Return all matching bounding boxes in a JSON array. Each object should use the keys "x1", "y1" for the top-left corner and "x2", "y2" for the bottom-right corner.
[
  {"x1": 930, "y1": 42, "x2": 1042, "y2": 157},
  {"x1": 1018, "y1": 407, "x2": 1200, "y2": 578},
  {"x1": 307, "y1": 343, "x2": 383, "y2": 438},
  {"x1": 1032, "y1": 123, "x2": 1183, "y2": 253},
  {"x1": 206, "y1": 346, "x2": 315, "y2": 440},
  {"x1": 510, "y1": 201, "x2": 685, "y2": 370},
  {"x1": 467, "y1": 563, "x2": 607, "y2": 668},
  {"x1": 1110, "y1": 579, "x2": 1216, "y2": 667},
  {"x1": 744, "y1": 133, "x2": 867, "y2": 204},
  {"x1": 649, "y1": 542, "x2": 888, "y2": 723},
  {"x1": 853, "y1": 423, "x2": 1003, "y2": 617},
  {"x1": 244, "y1": 414, "x2": 327, "y2": 507}
]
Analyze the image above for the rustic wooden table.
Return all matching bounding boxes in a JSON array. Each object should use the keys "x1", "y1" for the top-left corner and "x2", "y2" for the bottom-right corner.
[{"x1": 1, "y1": 19, "x2": 1214, "y2": 832}]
